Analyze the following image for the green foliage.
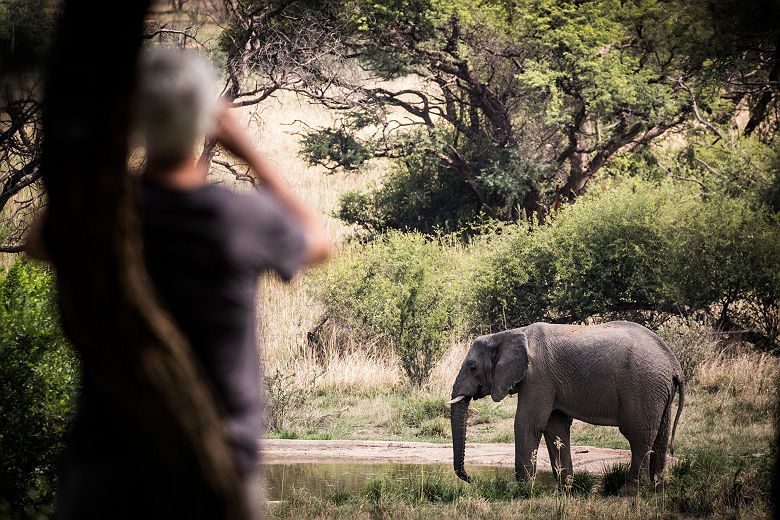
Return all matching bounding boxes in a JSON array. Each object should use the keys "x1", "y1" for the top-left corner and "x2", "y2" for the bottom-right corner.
[
  {"x1": 470, "y1": 180, "x2": 780, "y2": 342},
  {"x1": 599, "y1": 463, "x2": 630, "y2": 496},
  {"x1": 314, "y1": 232, "x2": 467, "y2": 385},
  {"x1": 0, "y1": 259, "x2": 78, "y2": 519},
  {"x1": 396, "y1": 393, "x2": 449, "y2": 428},
  {"x1": 546, "y1": 183, "x2": 672, "y2": 321},
  {"x1": 0, "y1": 0, "x2": 55, "y2": 74},
  {"x1": 337, "y1": 146, "x2": 483, "y2": 234},
  {"x1": 469, "y1": 222, "x2": 557, "y2": 330},
  {"x1": 299, "y1": 120, "x2": 377, "y2": 172},
  {"x1": 299, "y1": 0, "x2": 771, "y2": 231},
  {"x1": 666, "y1": 448, "x2": 770, "y2": 516}
]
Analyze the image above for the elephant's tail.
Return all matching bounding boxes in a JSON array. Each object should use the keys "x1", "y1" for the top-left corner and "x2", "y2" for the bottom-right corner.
[{"x1": 669, "y1": 374, "x2": 685, "y2": 456}]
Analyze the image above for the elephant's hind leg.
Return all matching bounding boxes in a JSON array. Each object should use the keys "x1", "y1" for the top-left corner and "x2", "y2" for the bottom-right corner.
[
  {"x1": 543, "y1": 410, "x2": 573, "y2": 484},
  {"x1": 619, "y1": 424, "x2": 658, "y2": 496},
  {"x1": 649, "y1": 398, "x2": 673, "y2": 483}
]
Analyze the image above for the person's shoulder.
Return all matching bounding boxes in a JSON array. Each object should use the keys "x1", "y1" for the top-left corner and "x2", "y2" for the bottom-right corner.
[
  {"x1": 227, "y1": 187, "x2": 290, "y2": 221},
  {"x1": 196, "y1": 183, "x2": 257, "y2": 217}
]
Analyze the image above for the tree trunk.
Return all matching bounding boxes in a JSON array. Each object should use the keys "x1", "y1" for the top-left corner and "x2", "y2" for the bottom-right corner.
[
  {"x1": 552, "y1": 150, "x2": 591, "y2": 211},
  {"x1": 41, "y1": 1, "x2": 244, "y2": 517}
]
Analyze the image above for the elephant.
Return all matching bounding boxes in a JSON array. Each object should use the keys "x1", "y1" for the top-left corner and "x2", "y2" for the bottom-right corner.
[{"x1": 449, "y1": 321, "x2": 684, "y2": 493}]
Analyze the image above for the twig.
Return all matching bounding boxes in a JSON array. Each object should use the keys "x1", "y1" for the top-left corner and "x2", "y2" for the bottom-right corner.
[
  {"x1": 693, "y1": 157, "x2": 720, "y2": 178},
  {"x1": 677, "y1": 78, "x2": 728, "y2": 147},
  {"x1": 213, "y1": 159, "x2": 256, "y2": 186},
  {"x1": 657, "y1": 162, "x2": 710, "y2": 191}
]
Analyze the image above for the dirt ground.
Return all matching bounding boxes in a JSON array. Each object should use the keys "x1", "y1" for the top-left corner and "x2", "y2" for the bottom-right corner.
[{"x1": 261, "y1": 439, "x2": 641, "y2": 474}]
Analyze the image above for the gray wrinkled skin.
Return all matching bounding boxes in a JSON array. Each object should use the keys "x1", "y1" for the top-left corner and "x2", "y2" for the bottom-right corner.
[{"x1": 450, "y1": 321, "x2": 684, "y2": 493}]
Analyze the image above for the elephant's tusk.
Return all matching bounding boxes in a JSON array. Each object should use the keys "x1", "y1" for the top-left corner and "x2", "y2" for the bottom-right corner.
[{"x1": 446, "y1": 395, "x2": 465, "y2": 405}]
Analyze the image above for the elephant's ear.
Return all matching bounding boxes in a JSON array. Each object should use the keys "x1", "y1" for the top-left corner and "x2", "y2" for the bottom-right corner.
[{"x1": 490, "y1": 330, "x2": 529, "y2": 402}]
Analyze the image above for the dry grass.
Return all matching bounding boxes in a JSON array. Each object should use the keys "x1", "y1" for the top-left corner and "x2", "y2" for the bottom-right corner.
[
  {"x1": 316, "y1": 351, "x2": 402, "y2": 395},
  {"x1": 695, "y1": 351, "x2": 778, "y2": 400},
  {"x1": 427, "y1": 340, "x2": 470, "y2": 394}
]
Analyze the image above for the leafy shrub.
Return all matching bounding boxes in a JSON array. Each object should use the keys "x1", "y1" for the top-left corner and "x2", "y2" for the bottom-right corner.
[
  {"x1": 0, "y1": 259, "x2": 78, "y2": 519},
  {"x1": 469, "y1": 223, "x2": 557, "y2": 331},
  {"x1": 337, "y1": 149, "x2": 482, "y2": 235},
  {"x1": 469, "y1": 181, "x2": 780, "y2": 342},
  {"x1": 313, "y1": 231, "x2": 467, "y2": 385},
  {"x1": 656, "y1": 317, "x2": 713, "y2": 381},
  {"x1": 665, "y1": 448, "x2": 765, "y2": 516},
  {"x1": 546, "y1": 183, "x2": 672, "y2": 322},
  {"x1": 667, "y1": 194, "x2": 779, "y2": 339}
]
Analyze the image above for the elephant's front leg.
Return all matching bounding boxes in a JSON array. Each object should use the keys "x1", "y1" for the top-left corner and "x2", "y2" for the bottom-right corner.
[
  {"x1": 543, "y1": 410, "x2": 573, "y2": 485},
  {"x1": 514, "y1": 421, "x2": 543, "y2": 480},
  {"x1": 513, "y1": 397, "x2": 548, "y2": 482}
]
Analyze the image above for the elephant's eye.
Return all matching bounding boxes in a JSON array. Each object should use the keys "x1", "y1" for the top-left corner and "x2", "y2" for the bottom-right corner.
[{"x1": 468, "y1": 362, "x2": 477, "y2": 372}]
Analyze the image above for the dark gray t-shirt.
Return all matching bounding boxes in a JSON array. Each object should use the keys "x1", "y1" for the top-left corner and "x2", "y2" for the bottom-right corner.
[
  {"x1": 139, "y1": 180, "x2": 306, "y2": 474},
  {"x1": 67, "y1": 181, "x2": 305, "y2": 483}
]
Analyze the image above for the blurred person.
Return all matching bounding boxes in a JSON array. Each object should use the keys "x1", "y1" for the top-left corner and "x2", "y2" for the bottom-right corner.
[{"x1": 29, "y1": 49, "x2": 330, "y2": 518}]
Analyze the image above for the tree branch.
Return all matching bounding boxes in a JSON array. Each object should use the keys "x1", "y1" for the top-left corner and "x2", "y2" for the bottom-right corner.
[
  {"x1": 0, "y1": 244, "x2": 24, "y2": 253},
  {"x1": 677, "y1": 78, "x2": 728, "y2": 146}
]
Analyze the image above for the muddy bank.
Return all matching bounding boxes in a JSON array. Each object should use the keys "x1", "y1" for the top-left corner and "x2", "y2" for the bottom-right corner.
[{"x1": 260, "y1": 439, "x2": 641, "y2": 474}]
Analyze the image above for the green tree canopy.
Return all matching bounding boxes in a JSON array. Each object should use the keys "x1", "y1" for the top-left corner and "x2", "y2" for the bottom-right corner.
[{"x1": 287, "y1": 0, "x2": 778, "y2": 231}]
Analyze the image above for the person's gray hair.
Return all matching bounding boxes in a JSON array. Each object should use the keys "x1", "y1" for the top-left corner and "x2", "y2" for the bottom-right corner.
[{"x1": 136, "y1": 48, "x2": 219, "y2": 158}]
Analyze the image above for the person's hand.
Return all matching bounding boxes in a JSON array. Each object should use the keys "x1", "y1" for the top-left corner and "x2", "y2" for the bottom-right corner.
[{"x1": 210, "y1": 104, "x2": 331, "y2": 265}]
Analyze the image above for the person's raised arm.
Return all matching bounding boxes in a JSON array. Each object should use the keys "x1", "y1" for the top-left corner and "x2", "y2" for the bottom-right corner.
[{"x1": 210, "y1": 106, "x2": 331, "y2": 265}]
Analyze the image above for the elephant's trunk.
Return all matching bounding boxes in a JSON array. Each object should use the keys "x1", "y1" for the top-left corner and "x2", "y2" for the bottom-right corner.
[{"x1": 450, "y1": 396, "x2": 472, "y2": 483}]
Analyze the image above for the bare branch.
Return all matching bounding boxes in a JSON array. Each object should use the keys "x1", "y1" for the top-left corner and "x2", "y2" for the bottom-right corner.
[
  {"x1": 677, "y1": 78, "x2": 728, "y2": 146},
  {"x1": 212, "y1": 158, "x2": 256, "y2": 186},
  {"x1": 693, "y1": 157, "x2": 720, "y2": 177},
  {"x1": 657, "y1": 163, "x2": 710, "y2": 191},
  {"x1": 0, "y1": 244, "x2": 25, "y2": 253}
]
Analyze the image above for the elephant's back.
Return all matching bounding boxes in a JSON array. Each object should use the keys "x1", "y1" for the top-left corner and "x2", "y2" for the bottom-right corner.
[{"x1": 531, "y1": 321, "x2": 683, "y2": 378}]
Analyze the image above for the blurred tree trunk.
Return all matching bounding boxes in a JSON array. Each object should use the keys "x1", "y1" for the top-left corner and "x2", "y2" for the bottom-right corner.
[{"x1": 41, "y1": 1, "x2": 244, "y2": 517}]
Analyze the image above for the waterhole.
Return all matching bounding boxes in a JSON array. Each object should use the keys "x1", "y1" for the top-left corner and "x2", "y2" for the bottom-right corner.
[{"x1": 262, "y1": 462, "x2": 556, "y2": 501}]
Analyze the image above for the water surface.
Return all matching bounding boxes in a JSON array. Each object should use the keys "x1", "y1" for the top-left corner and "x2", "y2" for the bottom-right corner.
[{"x1": 263, "y1": 462, "x2": 555, "y2": 500}]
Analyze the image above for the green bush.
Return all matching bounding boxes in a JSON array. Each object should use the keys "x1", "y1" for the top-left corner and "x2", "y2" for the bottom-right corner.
[
  {"x1": 665, "y1": 448, "x2": 770, "y2": 516},
  {"x1": 468, "y1": 223, "x2": 557, "y2": 331},
  {"x1": 600, "y1": 463, "x2": 630, "y2": 496},
  {"x1": 656, "y1": 317, "x2": 712, "y2": 382},
  {"x1": 0, "y1": 259, "x2": 78, "y2": 519},
  {"x1": 469, "y1": 181, "x2": 780, "y2": 341},
  {"x1": 337, "y1": 149, "x2": 482, "y2": 235},
  {"x1": 546, "y1": 183, "x2": 672, "y2": 322},
  {"x1": 667, "y1": 194, "x2": 780, "y2": 343},
  {"x1": 314, "y1": 231, "x2": 467, "y2": 385}
]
